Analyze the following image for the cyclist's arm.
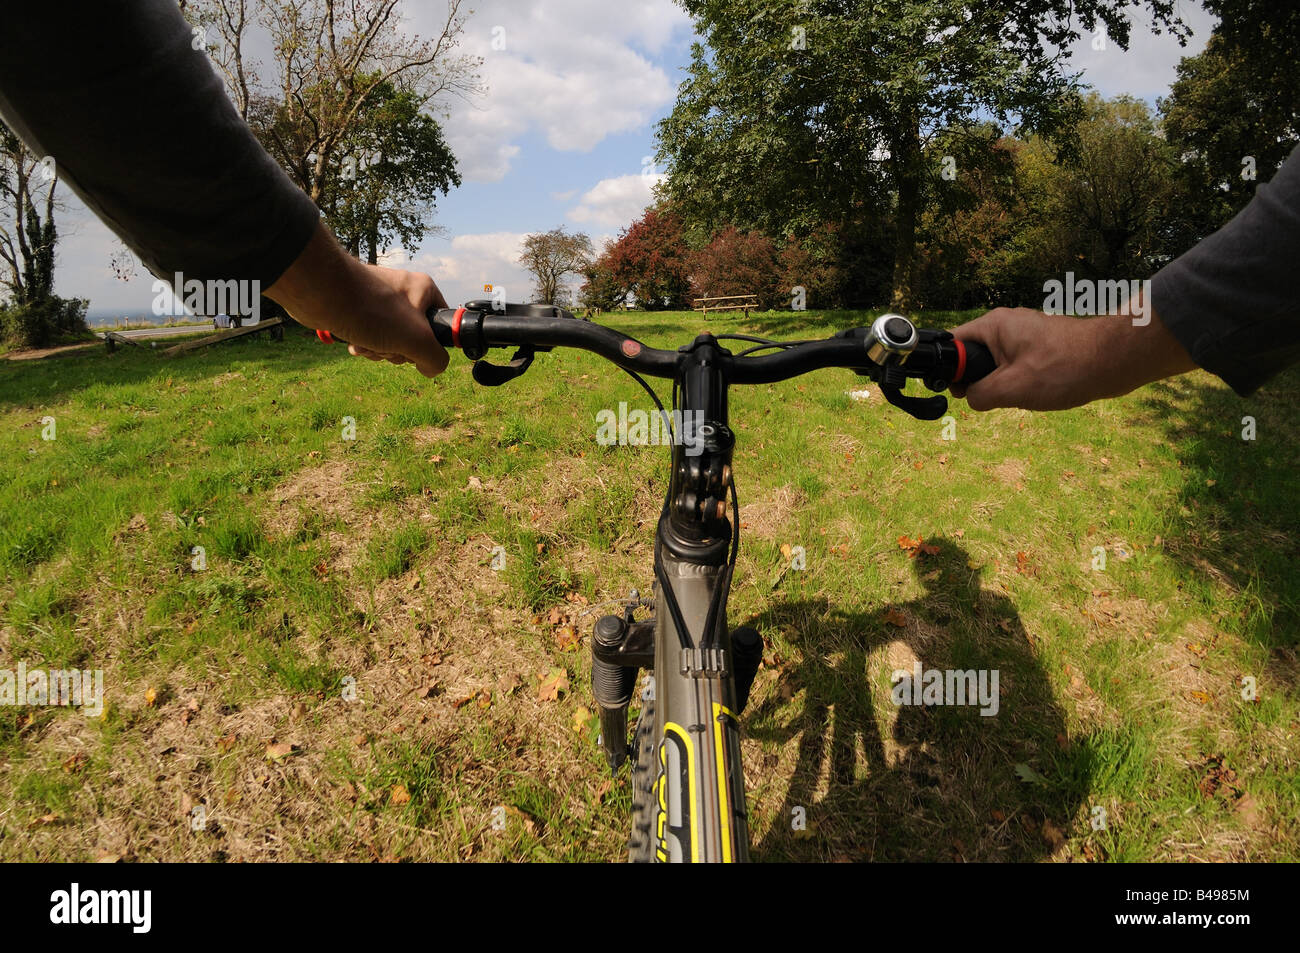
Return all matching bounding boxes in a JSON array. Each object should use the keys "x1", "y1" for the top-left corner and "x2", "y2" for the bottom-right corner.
[
  {"x1": 0, "y1": 0, "x2": 447, "y2": 375},
  {"x1": 0, "y1": 0, "x2": 316, "y2": 291},
  {"x1": 1151, "y1": 144, "x2": 1300, "y2": 396},
  {"x1": 953, "y1": 143, "x2": 1300, "y2": 410}
]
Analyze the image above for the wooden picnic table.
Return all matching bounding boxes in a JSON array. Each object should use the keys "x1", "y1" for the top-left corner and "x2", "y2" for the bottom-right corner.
[{"x1": 694, "y1": 294, "x2": 758, "y2": 316}]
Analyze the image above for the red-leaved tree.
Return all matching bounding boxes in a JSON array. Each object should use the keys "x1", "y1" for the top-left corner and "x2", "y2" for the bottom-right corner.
[
  {"x1": 580, "y1": 207, "x2": 692, "y2": 310},
  {"x1": 689, "y1": 226, "x2": 781, "y2": 310}
]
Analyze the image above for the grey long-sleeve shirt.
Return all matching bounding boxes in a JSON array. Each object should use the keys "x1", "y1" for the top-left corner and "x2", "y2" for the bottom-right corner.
[
  {"x1": 1152, "y1": 147, "x2": 1300, "y2": 397},
  {"x1": 0, "y1": 0, "x2": 319, "y2": 291}
]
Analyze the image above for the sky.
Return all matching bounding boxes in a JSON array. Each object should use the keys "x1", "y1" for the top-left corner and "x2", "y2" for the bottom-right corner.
[{"x1": 56, "y1": 0, "x2": 1216, "y2": 321}]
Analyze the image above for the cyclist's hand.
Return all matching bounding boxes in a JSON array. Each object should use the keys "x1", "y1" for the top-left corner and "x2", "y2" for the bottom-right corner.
[
  {"x1": 948, "y1": 308, "x2": 1101, "y2": 410},
  {"x1": 266, "y1": 222, "x2": 449, "y2": 377},
  {"x1": 949, "y1": 306, "x2": 1197, "y2": 411}
]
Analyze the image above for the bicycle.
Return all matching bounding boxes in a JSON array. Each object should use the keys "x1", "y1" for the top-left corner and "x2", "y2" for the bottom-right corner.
[{"x1": 323, "y1": 301, "x2": 996, "y2": 861}]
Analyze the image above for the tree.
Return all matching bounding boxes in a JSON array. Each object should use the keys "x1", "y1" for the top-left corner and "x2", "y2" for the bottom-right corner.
[
  {"x1": 658, "y1": 0, "x2": 1186, "y2": 309},
  {"x1": 253, "y1": 0, "x2": 478, "y2": 207},
  {"x1": 304, "y1": 79, "x2": 460, "y2": 263},
  {"x1": 597, "y1": 208, "x2": 693, "y2": 310},
  {"x1": 578, "y1": 252, "x2": 629, "y2": 311},
  {"x1": 0, "y1": 122, "x2": 88, "y2": 347},
  {"x1": 1160, "y1": 3, "x2": 1300, "y2": 246},
  {"x1": 689, "y1": 227, "x2": 781, "y2": 309},
  {"x1": 0, "y1": 124, "x2": 57, "y2": 305},
  {"x1": 186, "y1": 0, "x2": 479, "y2": 258},
  {"x1": 518, "y1": 228, "x2": 594, "y2": 305}
]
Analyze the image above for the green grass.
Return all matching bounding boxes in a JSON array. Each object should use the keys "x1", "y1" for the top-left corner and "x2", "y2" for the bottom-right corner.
[{"x1": 0, "y1": 311, "x2": 1297, "y2": 862}]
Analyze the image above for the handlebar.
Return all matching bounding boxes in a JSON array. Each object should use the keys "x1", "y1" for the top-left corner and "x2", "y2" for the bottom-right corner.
[{"x1": 425, "y1": 300, "x2": 996, "y2": 394}]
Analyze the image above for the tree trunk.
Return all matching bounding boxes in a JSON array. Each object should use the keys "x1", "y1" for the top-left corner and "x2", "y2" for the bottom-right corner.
[{"x1": 889, "y1": 109, "x2": 922, "y2": 313}]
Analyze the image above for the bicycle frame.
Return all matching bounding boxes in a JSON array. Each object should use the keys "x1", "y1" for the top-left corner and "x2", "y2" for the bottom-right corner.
[{"x1": 646, "y1": 334, "x2": 749, "y2": 862}]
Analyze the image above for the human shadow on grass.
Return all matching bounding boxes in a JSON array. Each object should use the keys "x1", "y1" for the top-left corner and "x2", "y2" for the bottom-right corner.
[
  {"x1": 1133, "y1": 369, "x2": 1300, "y2": 682},
  {"x1": 741, "y1": 538, "x2": 1096, "y2": 862}
]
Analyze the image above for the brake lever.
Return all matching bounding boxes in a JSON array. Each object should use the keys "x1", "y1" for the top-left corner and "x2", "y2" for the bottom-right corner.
[
  {"x1": 471, "y1": 346, "x2": 535, "y2": 386},
  {"x1": 879, "y1": 384, "x2": 949, "y2": 421}
]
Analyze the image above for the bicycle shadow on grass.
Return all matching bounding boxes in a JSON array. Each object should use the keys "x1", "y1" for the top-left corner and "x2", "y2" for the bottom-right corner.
[{"x1": 741, "y1": 538, "x2": 1095, "y2": 862}]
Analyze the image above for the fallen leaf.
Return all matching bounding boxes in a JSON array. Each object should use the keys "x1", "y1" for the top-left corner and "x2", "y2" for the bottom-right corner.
[
  {"x1": 145, "y1": 687, "x2": 158, "y2": 707},
  {"x1": 555, "y1": 625, "x2": 581, "y2": 651},
  {"x1": 290, "y1": 702, "x2": 307, "y2": 722},
  {"x1": 1013, "y1": 763, "x2": 1049, "y2": 787},
  {"x1": 389, "y1": 784, "x2": 411, "y2": 807},
  {"x1": 538, "y1": 668, "x2": 570, "y2": 702},
  {"x1": 62, "y1": 752, "x2": 88, "y2": 774},
  {"x1": 1189, "y1": 690, "x2": 1212, "y2": 705},
  {"x1": 216, "y1": 733, "x2": 237, "y2": 752},
  {"x1": 882, "y1": 608, "x2": 909, "y2": 628},
  {"x1": 264, "y1": 741, "x2": 297, "y2": 762},
  {"x1": 572, "y1": 706, "x2": 593, "y2": 733}
]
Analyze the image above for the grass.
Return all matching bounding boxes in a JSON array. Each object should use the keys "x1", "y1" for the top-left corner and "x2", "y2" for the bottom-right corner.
[{"x1": 0, "y1": 311, "x2": 1296, "y2": 862}]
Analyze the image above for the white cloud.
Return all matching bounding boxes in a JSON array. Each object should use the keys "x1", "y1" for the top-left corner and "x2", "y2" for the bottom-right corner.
[
  {"x1": 406, "y1": 0, "x2": 690, "y2": 182},
  {"x1": 1070, "y1": 5, "x2": 1217, "y2": 101},
  {"x1": 567, "y1": 173, "x2": 665, "y2": 228},
  {"x1": 381, "y1": 231, "x2": 534, "y2": 305}
]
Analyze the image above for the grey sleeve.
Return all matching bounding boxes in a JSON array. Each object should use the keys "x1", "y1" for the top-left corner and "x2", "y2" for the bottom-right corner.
[
  {"x1": 1152, "y1": 145, "x2": 1300, "y2": 397},
  {"x1": 0, "y1": 0, "x2": 320, "y2": 290}
]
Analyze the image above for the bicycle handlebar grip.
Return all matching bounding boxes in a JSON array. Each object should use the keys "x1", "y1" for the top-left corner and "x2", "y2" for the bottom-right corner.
[
  {"x1": 955, "y1": 339, "x2": 996, "y2": 387},
  {"x1": 427, "y1": 307, "x2": 458, "y2": 349}
]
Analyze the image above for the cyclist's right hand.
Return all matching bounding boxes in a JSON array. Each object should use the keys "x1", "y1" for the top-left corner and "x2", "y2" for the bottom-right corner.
[
  {"x1": 950, "y1": 307, "x2": 1196, "y2": 412},
  {"x1": 948, "y1": 308, "x2": 1103, "y2": 411}
]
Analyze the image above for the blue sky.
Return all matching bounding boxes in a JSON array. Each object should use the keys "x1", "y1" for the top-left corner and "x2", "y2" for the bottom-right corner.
[{"x1": 61, "y1": 0, "x2": 1215, "y2": 319}]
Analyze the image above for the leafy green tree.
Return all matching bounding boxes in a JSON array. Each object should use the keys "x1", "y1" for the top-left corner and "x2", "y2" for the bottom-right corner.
[
  {"x1": 319, "y1": 81, "x2": 461, "y2": 264},
  {"x1": 658, "y1": 0, "x2": 1185, "y2": 309},
  {"x1": 0, "y1": 123, "x2": 87, "y2": 347},
  {"x1": 1160, "y1": 2, "x2": 1300, "y2": 246}
]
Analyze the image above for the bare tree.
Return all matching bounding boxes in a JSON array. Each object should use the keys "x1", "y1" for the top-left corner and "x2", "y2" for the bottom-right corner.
[
  {"x1": 188, "y1": 0, "x2": 256, "y2": 119},
  {"x1": 519, "y1": 228, "x2": 594, "y2": 305},
  {"x1": 0, "y1": 124, "x2": 59, "y2": 304}
]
